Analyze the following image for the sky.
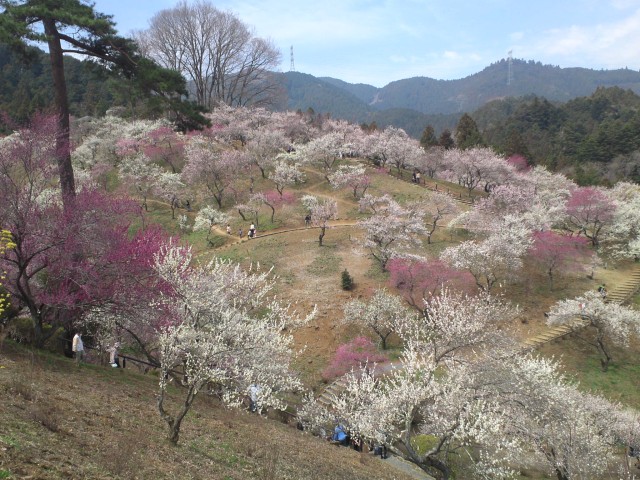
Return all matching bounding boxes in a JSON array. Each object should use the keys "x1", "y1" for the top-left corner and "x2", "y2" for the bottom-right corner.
[{"x1": 93, "y1": 0, "x2": 640, "y2": 88}]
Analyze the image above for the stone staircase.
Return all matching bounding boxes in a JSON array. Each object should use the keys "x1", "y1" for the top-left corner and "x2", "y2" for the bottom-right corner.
[
  {"x1": 522, "y1": 264, "x2": 640, "y2": 349},
  {"x1": 316, "y1": 375, "x2": 350, "y2": 409}
]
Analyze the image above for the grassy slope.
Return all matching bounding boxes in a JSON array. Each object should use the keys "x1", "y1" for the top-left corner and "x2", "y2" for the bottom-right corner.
[{"x1": 0, "y1": 343, "x2": 415, "y2": 480}]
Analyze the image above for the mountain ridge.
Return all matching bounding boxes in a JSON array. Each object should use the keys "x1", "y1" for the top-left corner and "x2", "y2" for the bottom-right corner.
[{"x1": 278, "y1": 59, "x2": 640, "y2": 137}]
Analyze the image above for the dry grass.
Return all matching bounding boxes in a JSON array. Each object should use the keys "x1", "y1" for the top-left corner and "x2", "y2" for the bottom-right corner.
[{"x1": 0, "y1": 343, "x2": 416, "y2": 480}]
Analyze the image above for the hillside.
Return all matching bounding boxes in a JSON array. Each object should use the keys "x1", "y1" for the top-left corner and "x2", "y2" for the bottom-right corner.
[{"x1": 0, "y1": 343, "x2": 416, "y2": 480}]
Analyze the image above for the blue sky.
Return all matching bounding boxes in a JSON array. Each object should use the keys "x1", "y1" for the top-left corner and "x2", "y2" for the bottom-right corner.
[{"x1": 93, "y1": 0, "x2": 640, "y2": 87}]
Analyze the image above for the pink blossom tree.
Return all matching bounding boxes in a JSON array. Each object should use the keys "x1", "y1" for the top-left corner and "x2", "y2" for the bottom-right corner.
[
  {"x1": 529, "y1": 231, "x2": 593, "y2": 288},
  {"x1": 564, "y1": 186, "x2": 616, "y2": 247},
  {"x1": 387, "y1": 257, "x2": 475, "y2": 311},
  {"x1": 182, "y1": 136, "x2": 250, "y2": 208},
  {"x1": 140, "y1": 125, "x2": 186, "y2": 173},
  {"x1": 322, "y1": 336, "x2": 388, "y2": 380},
  {"x1": 413, "y1": 146, "x2": 446, "y2": 179},
  {"x1": 249, "y1": 190, "x2": 295, "y2": 224}
]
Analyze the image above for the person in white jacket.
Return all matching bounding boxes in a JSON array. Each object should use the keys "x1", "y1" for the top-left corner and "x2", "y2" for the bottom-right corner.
[{"x1": 72, "y1": 332, "x2": 84, "y2": 366}]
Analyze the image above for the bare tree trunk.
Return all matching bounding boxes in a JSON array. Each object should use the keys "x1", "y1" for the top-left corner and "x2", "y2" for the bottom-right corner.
[{"x1": 43, "y1": 18, "x2": 76, "y2": 205}]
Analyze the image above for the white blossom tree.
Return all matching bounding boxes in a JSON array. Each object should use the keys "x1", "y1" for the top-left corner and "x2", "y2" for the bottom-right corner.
[
  {"x1": 342, "y1": 288, "x2": 415, "y2": 350},
  {"x1": 297, "y1": 131, "x2": 344, "y2": 180},
  {"x1": 441, "y1": 220, "x2": 532, "y2": 292},
  {"x1": 546, "y1": 291, "x2": 640, "y2": 371},
  {"x1": 490, "y1": 355, "x2": 622, "y2": 480},
  {"x1": 411, "y1": 192, "x2": 459, "y2": 244},
  {"x1": 301, "y1": 195, "x2": 338, "y2": 246},
  {"x1": 246, "y1": 128, "x2": 288, "y2": 178},
  {"x1": 327, "y1": 164, "x2": 371, "y2": 199},
  {"x1": 269, "y1": 159, "x2": 305, "y2": 197},
  {"x1": 602, "y1": 181, "x2": 640, "y2": 259},
  {"x1": 358, "y1": 194, "x2": 427, "y2": 270},
  {"x1": 193, "y1": 206, "x2": 231, "y2": 246},
  {"x1": 154, "y1": 245, "x2": 313, "y2": 445},
  {"x1": 118, "y1": 153, "x2": 162, "y2": 211},
  {"x1": 301, "y1": 290, "x2": 519, "y2": 479},
  {"x1": 154, "y1": 171, "x2": 185, "y2": 219}
]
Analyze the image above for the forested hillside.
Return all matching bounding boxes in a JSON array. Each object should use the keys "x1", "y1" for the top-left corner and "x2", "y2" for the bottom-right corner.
[{"x1": 474, "y1": 87, "x2": 640, "y2": 184}]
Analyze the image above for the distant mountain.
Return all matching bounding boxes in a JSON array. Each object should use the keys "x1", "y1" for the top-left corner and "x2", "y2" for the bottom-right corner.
[{"x1": 277, "y1": 59, "x2": 640, "y2": 137}]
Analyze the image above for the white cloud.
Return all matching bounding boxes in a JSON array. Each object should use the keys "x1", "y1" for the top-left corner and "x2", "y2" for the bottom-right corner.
[{"x1": 529, "y1": 8, "x2": 640, "y2": 68}]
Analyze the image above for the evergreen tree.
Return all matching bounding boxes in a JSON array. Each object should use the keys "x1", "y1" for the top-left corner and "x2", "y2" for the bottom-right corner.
[
  {"x1": 0, "y1": 0, "x2": 208, "y2": 203},
  {"x1": 420, "y1": 124, "x2": 439, "y2": 148},
  {"x1": 438, "y1": 129, "x2": 455, "y2": 149},
  {"x1": 455, "y1": 113, "x2": 484, "y2": 149}
]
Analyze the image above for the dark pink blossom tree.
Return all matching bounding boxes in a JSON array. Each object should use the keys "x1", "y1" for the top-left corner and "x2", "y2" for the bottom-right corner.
[{"x1": 0, "y1": 114, "x2": 169, "y2": 348}]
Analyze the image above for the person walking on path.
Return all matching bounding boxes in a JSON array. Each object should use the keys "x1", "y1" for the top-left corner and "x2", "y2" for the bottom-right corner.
[
  {"x1": 598, "y1": 284, "x2": 607, "y2": 299},
  {"x1": 249, "y1": 384, "x2": 260, "y2": 412},
  {"x1": 72, "y1": 332, "x2": 84, "y2": 366},
  {"x1": 109, "y1": 342, "x2": 120, "y2": 368}
]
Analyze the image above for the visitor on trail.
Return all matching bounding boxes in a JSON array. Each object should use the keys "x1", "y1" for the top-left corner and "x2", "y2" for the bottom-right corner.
[
  {"x1": 239, "y1": 228, "x2": 243, "y2": 238},
  {"x1": 226, "y1": 224, "x2": 231, "y2": 235},
  {"x1": 109, "y1": 342, "x2": 120, "y2": 368},
  {"x1": 248, "y1": 384, "x2": 260, "y2": 412},
  {"x1": 249, "y1": 224, "x2": 255, "y2": 238},
  {"x1": 598, "y1": 284, "x2": 607, "y2": 299},
  {"x1": 415, "y1": 171, "x2": 421, "y2": 184},
  {"x1": 411, "y1": 171, "x2": 417, "y2": 183},
  {"x1": 72, "y1": 331, "x2": 84, "y2": 366},
  {"x1": 304, "y1": 214, "x2": 311, "y2": 226}
]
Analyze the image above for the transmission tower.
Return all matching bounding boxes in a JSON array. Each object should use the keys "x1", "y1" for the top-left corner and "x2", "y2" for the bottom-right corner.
[
  {"x1": 290, "y1": 45, "x2": 295, "y2": 72},
  {"x1": 507, "y1": 50, "x2": 513, "y2": 86}
]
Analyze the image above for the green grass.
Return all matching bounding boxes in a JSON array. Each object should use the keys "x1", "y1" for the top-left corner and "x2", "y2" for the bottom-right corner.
[
  {"x1": 540, "y1": 338, "x2": 640, "y2": 409},
  {"x1": 571, "y1": 354, "x2": 640, "y2": 408},
  {"x1": 306, "y1": 247, "x2": 342, "y2": 276}
]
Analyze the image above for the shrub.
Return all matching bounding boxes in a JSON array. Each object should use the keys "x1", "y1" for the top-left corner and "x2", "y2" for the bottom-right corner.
[{"x1": 341, "y1": 269, "x2": 354, "y2": 290}]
